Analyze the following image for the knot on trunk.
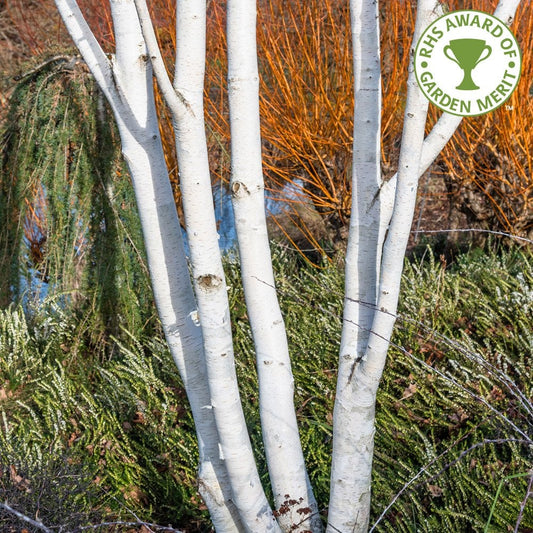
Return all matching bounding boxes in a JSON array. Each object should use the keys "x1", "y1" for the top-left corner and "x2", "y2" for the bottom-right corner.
[
  {"x1": 196, "y1": 274, "x2": 223, "y2": 291},
  {"x1": 231, "y1": 181, "x2": 250, "y2": 198}
]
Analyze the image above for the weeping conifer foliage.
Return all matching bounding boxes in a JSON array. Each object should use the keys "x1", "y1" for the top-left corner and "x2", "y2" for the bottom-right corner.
[{"x1": 0, "y1": 57, "x2": 156, "y2": 344}]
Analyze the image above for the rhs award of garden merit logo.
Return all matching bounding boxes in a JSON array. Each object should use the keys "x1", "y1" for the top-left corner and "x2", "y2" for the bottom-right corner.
[{"x1": 414, "y1": 10, "x2": 522, "y2": 117}]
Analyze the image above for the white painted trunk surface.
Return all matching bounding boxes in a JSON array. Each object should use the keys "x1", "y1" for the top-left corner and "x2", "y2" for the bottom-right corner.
[{"x1": 227, "y1": 1, "x2": 321, "y2": 531}]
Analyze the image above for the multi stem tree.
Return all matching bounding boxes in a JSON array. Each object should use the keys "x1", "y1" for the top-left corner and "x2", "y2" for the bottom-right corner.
[{"x1": 52, "y1": 0, "x2": 521, "y2": 531}]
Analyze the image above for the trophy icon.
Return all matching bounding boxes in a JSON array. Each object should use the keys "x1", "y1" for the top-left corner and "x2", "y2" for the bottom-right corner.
[{"x1": 443, "y1": 39, "x2": 492, "y2": 90}]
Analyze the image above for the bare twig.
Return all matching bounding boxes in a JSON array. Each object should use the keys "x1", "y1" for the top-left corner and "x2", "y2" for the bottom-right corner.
[
  {"x1": 78, "y1": 520, "x2": 183, "y2": 531},
  {"x1": 96, "y1": 495, "x2": 184, "y2": 532},
  {"x1": 0, "y1": 501, "x2": 52, "y2": 533},
  {"x1": 514, "y1": 471, "x2": 533, "y2": 533},
  {"x1": 13, "y1": 55, "x2": 79, "y2": 81},
  {"x1": 412, "y1": 228, "x2": 533, "y2": 245}
]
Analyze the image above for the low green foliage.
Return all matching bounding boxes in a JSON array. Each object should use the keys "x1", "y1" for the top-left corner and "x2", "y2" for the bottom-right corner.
[
  {"x1": 0, "y1": 245, "x2": 531, "y2": 531},
  {"x1": 373, "y1": 246, "x2": 532, "y2": 532}
]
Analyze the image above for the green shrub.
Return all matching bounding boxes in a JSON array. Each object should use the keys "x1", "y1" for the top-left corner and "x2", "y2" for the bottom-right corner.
[
  {"x1": 0, "y1": 245, "x2": 531, "y2": 531},
  {"x1": 0, "y1": 59, "x2": 156, "y2": 345}
]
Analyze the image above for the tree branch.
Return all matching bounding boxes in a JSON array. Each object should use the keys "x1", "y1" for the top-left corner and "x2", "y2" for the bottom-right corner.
[
  {"x1": 53, "y1": 0, "x2": 118, "y2": 108},
  {"x1": 133, "y1": 0, "x2": 194, "y2": 118},
  {"x1": 0, "y1": 501, "x2": 52, "y2": 533}
]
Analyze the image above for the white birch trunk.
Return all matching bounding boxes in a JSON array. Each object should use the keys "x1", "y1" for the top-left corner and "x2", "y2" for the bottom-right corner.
[
  {"x1": 327, "y1": 1, "x2": 439, "y2": 531},
  {"x1": 343, "y1": 0, "x2": 383, "y2": 358},
  {"x1": 54, "y1": 1, "x2": 242, "y2": 530},
  {"x1": 327, "y1": 0, "x2": 382, "y2": 529},
  {"x1": 172, "y1": 2, "x2": 279, "y2": 529},
  {"x1": 134, "y1": 0, "x2": 279, "y2": 529},
  {"x1": 226, "y1": 1, "x2": 321, "y2": 531}
]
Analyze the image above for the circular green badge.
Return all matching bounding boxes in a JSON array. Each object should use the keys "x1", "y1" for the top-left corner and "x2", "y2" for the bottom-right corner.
[{"x1": 414, "y1": 10, "x2": 521, "y2": 116}]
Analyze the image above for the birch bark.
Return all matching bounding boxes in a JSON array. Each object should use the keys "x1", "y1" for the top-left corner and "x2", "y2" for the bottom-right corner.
[
  {"x1": 327, "y1": 1, "x2": 439, "y2": 531},
  {"x1": 171, "y1": 2, "x2": 278, "y2": 529},
  {"x1": 134, "y1": 0, "x2": 279, "y2": 529},
  {"x1": 327, "y1": 0, "x2": 383, "y2": 529},
  {"x1": 328, "y1": 0, "x2": 385, "y2": 531},
  {"x1": 227, "y1": 0, "x2": 321, "y2": 530},
  {"x1": 54, "y1": 1, "x2": 243, "y2": 530}
]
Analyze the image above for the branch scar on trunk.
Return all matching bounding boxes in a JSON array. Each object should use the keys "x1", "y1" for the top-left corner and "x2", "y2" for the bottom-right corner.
[{"x1": 196, "y1": 274, "x2": 223, "y2": 291}]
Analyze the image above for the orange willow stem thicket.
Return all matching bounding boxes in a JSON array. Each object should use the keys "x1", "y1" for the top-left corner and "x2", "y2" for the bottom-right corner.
[
  {"x1": 4, "y1": 0, "x2": 532, "y2": 253},
  {"x1": 436, "y1": 1, "x2": 532, "y2": 238}
]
